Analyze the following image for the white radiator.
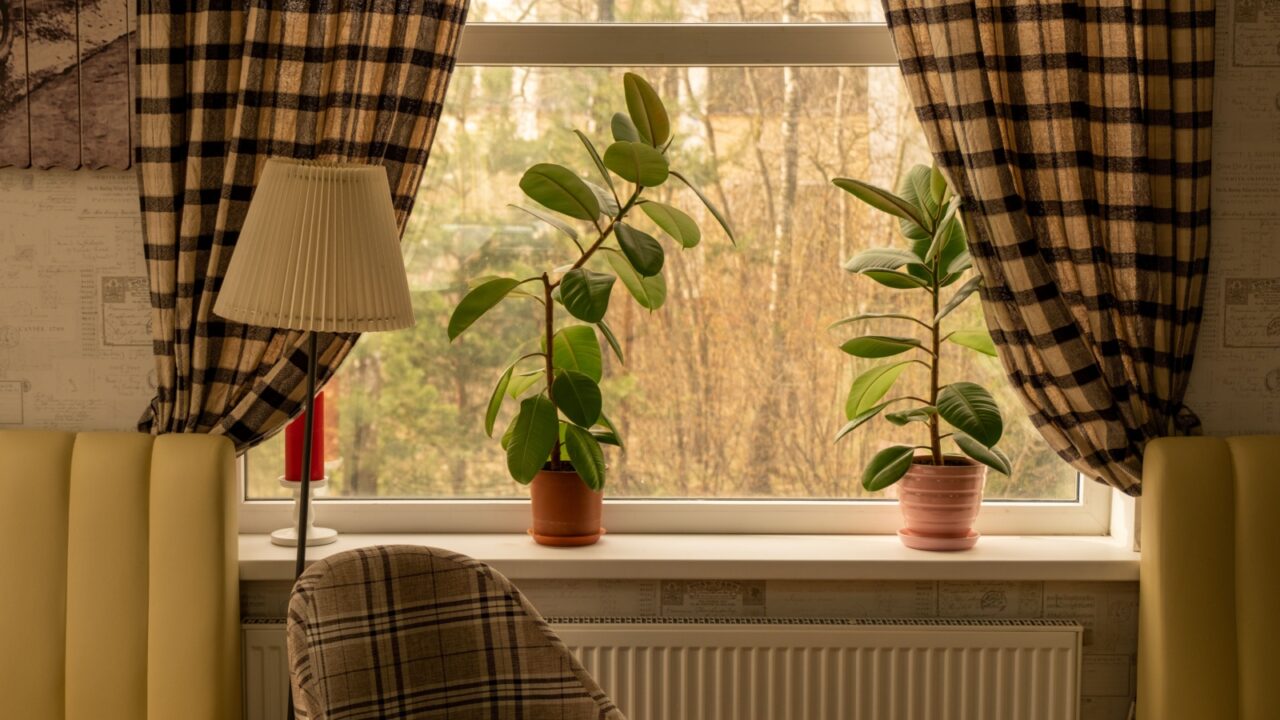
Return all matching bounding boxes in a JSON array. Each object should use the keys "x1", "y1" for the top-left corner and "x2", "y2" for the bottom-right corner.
[
  {"x1": 559, "y1": 619, "x2": 1081, "y2": 720},
  {"x1": 242, "y1": 622, "x2": 291, "y2": 720},
  {"x1": 243, "y1": 618, "x2": 1082, "y2": 720}
]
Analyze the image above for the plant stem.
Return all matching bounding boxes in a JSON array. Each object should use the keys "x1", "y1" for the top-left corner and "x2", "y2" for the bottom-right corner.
[
  {"x1": 540, "y1": 186, "x2": 645, "y2": 471},
  {"x1": 928, "y1": 263, "x2": 943, "y2": 465},
  {"x1": 550, "y1": 187, "x2": 644, "y2": 290},
  {"x1": 542, "y1": 273, "x2": 562, "y2": 468}
]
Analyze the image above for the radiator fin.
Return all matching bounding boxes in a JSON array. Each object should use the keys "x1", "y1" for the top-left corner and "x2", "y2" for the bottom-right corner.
[{"x1": 556, "y1": 622, "x2": 1081, "y2": 720}]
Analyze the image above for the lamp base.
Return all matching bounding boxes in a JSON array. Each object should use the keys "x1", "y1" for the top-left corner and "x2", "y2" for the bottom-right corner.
[
  {"x1": 271, "y1": 525, "x2": 339, "y2": 547},
  {"x1": 271, "y1": 475, "x2": 339, "y2": 548}
]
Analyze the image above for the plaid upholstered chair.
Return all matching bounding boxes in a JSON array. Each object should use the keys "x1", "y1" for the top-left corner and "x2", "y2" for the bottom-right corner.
[{"x1": 288, "y1": 545, "x2": 624, "y2": 719}]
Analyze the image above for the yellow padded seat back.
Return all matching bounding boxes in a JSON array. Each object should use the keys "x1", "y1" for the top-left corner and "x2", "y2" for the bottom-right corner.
[
  {"x1": 1138, "y1": 435, "x2": 1280, "y2": 720},
  {"x1": 0, "y1": 430, "x2": 240, "y2": 720}
]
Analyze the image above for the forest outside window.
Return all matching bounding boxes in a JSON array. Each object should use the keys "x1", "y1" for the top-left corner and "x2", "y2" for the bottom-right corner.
[{"x1": 242, "y1": 2, "x2": 1108, "y2": 536}]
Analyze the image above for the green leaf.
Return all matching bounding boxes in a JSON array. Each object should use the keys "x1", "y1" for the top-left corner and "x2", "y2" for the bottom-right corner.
[
  {"x1": 885, "y1": 406, "x2": 936, "y2": 426},
  {"x1": 843, "y1": 248, "x2": 924, "y2": 274},
  {"x1": 597, "y1": 319, "x2": 625, "y2": 364},
  {"x1": 603, "y1": 141, "x2": 670, "y2": 187},
  {"x1": 560, "y1": 268, "x2": 615, "y2": 323},
  {"x1": 563, "y1": 424, "x2": 606, "y2": 491},
  {"x1": 510, "y1": 204, "x2": 578, "y2": 242},
  {"x1": 507, "y1": 371, "x2": 541, "y2": 399},
  {"x1": 640, "y1": 201, "x2": 701, "y2": 248},
  {"x1": 835, "y1": 402, "x2": 890, "y2": 443},
  {"x1": 671, "y1": 170, "x2": 736, "y2": 244},
  {"x1": 505, "y1": 395, "x2": 559, "y2": 484},
  {"x1": 501, "y1": 414, "x2": 518, "y2": 450},
  {"x1": 840, "y1": 336, "x2": 924, "y2": 358},
  {"x1": 924, "y1": 197, "x2": 962, "y2": 265},
  {"x1": 519, "y1": 164, "x2": 600, "y2": 221},
  {"x1": 935, "y1": 275, "x2": 983, "y2": 322},
  {"x1": 954, "y1": 433, "x2": 1011, "y2": 475},
  {"x1": 573, "y1": 129, "x2": 616, "y2": 199},
  {"x1": 552, "y1": 370, "x2": 603, "y2": 427},
  {"x1": 595, "y1": 412, "x2": 624, "y2": 449},
  {"x1": 585, "y1": 180, "x2": 620, "y2": 217},
  {"x1": 845, "y1": 361, "x2": 912, "y2": 418},
  {"x1": 606, "y1": 249, "x2": 667, "y2": 310},
  {"x1": 623, "y1": 72, "x2": 670, "y2": 147},
  {"x1": 862, "y1": 445, "x2": 917, "y2": 492},
  {"x1": 592, "y1": 431, "x2": 622, "y2": 447},
  {"x1": 895, "y1": 165, "x2": 938, "y2": 243},
  {"x1": 449, "y1": 277, "x2": 524, "y2": 340},
  {"x1": 902, "y1": 165, "x2": 941, "y2": 219},
  {"x1": 485, "y1": 364, "x2": 515, "y2": 437},
  {"x1": 935, "y1": 217, "x2": 969, "y2": 281},
  {"x1": 829, "y1": 312, "x2": 926, "y2": 330},
  {"x1": 832, "y1": 177, "x2": 931, "y2": 233},
  {"x1": 937, "y1": 382, "x2": 1003, "y2": 447},
  {"x1": 611, "y1": 113, "x2": 641, "y2": 143},
  {"x1": 948, "y1": 329, "x2": 997, "y2": 356},
  {"x1": 929, "y1": 164, "x2": 949, "y2": 207},
  {"x1": 942, "y1": 248, "x2": 972, "y2": 278},
  {"x1": 552, "y1": 325, "x2": 603, "y2": 382},
  {"x1": 862, "y1": 270, "x2": 930, "y2": 290},
  {"x1": 615, "y1": 223, "x2": 665, "y2": 276}
]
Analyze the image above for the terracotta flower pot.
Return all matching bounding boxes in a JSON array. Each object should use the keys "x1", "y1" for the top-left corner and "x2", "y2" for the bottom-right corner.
[
  {"x1": 896, "y1": 456, "x2": 986, "y2": 551},
  {"x1": 529, "y1": 468, "x2": 604, "y2": 547}
]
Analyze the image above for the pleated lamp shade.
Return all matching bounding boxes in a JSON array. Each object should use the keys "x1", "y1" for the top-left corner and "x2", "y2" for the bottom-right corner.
[{"x1": 214, "y1": 158, "x2": 415, "y2": 332}]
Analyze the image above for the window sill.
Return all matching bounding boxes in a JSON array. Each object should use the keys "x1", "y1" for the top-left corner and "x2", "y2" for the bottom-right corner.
[{"x1": 238, "y1": 533, "x2": 1138, "y2": 583}]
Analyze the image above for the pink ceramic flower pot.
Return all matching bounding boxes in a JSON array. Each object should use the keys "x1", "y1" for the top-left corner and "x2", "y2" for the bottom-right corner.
[{"x1": 897, "y1": 456, "x2": 987, "y2": 551}]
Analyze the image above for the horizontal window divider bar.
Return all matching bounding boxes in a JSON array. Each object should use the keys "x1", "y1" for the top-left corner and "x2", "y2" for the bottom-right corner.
[{"x1": 456, "y1": 23, "x2": 898, "y2": 66}]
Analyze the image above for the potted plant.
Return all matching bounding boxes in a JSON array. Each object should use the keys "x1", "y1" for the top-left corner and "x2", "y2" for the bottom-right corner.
[
  {"x1": 448, "y1": 73, "x2": 733, "y2": 546},
  {"x1": 831, "y1": 164, "x2": 1009, "y2": 551}
]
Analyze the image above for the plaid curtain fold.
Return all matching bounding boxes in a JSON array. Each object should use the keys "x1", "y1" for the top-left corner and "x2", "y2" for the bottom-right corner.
[
  {"x1": 288, "y1": 546, "x2": 624, "y2": 720},
  {"x1": 883, "y1": 0, "x2": 1214, "y2": 494},
  {"x1": 135, "y1": 0, "x2": 468, "y2": 450}
]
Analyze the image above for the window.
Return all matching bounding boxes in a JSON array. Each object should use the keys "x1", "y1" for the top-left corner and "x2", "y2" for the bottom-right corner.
[{"x1": 242, "y1": 6, "x2": 1110, "y2": 535}]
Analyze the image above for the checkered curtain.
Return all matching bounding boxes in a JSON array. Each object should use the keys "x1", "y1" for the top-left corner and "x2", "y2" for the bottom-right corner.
[
  {"x1": 883, "y1": 0, "x2": 1214, "y2": 494},
  {"x1": 288, "y1": 546, "x2": 624, "y2": 720},
  {"x1": 135, "y1": 0, "x2": 468, "y2": 449}
]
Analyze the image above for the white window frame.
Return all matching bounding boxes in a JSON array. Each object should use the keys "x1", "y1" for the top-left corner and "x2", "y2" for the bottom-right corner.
[{"x1": 239, "y1": 22, "x2": 1113, "y2": 537}]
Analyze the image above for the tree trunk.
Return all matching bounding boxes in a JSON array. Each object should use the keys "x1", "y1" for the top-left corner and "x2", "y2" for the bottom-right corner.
[
  {"x1": 744, "y1": 0, "x2": 803, "y2": 494},
  {"x1": 344, "y1": 353, "x2": 381, "y2": 496},
  {"x1": 450, "y1": 361, "x2": 470, "y2": 494}
]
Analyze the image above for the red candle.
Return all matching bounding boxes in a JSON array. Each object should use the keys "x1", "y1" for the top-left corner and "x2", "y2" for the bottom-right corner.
[{"x1": 284, "y1": 391, "x2": 325, "y2": 481}]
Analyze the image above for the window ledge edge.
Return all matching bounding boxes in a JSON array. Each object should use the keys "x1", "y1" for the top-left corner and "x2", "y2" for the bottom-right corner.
[{"x1": 239, "y1": 533, "x2": 1138, "y2": 583}]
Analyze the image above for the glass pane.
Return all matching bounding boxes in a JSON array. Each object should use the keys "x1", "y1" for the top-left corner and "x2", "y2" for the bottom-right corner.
[
  {"x1": 247, "y1": 66, "x2": 1078, "y2": 501},
  {"x1": 471, "y1": 0, "x2": 885, "y2": 22}
]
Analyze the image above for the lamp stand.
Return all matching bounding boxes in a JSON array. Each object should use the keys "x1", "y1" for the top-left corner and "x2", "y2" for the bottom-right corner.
[
  {"x1": 285, "y1": 333, "x2": 323, "y2": 720},
  {"x1": 294, "y1": 333, "x2": 320, "y2": 580}
]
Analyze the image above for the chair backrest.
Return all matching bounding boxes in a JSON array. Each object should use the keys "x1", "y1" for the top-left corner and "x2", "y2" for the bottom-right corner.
[
  {"x1": 1138, "y1": 435, "x2": 1280, "y2": 720},
  {"x1": 288, "y1": 545, "x2": 624, "y2": 720},
  {"x1": 0, "y1": 430, "x2": 240, "y2": 720}
]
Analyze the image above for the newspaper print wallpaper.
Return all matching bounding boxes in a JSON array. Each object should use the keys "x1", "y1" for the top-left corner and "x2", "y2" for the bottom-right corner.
[{"x1": 0, "y1": 0, "x2": 134, "y2": 169}]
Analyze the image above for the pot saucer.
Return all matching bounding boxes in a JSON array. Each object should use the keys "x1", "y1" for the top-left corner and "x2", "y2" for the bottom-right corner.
[
  {"x1": 528, "y1": 528, "x2": 606, "y2": 547},
  {"x1": 898, "y1": 528, "x2": 979, "y2": 551}
]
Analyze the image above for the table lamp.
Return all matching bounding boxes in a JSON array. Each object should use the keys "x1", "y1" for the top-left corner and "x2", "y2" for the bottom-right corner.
[{"x1": 214, "y1": 158, "x2": 414, "y2": 579}]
